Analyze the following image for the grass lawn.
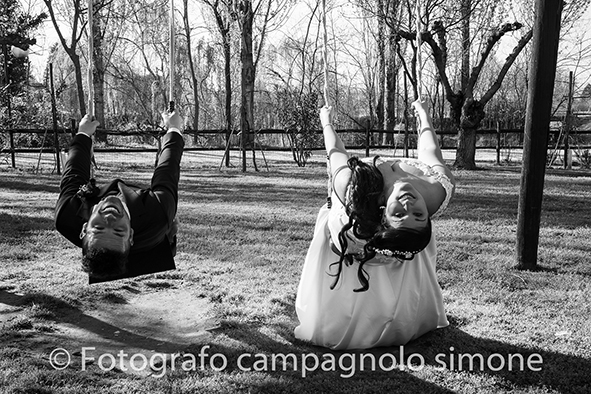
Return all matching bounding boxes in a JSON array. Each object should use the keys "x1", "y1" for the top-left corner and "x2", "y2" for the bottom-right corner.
[{"x1": 0, "y1": 150, "x2": 590, "y2": 394}]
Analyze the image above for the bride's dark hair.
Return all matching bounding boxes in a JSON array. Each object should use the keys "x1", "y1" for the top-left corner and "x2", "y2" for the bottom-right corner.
[{"x1": 330, "y1": 156, "x2": 432, "y2": 292}]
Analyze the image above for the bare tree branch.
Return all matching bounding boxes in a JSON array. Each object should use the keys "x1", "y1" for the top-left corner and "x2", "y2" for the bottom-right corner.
[
  {"x1": 467, "y1": 22, "x2": 525, "y2": 98},
  {"x1": 481, "y1": 28, "x2": 533, "y2": 105}
]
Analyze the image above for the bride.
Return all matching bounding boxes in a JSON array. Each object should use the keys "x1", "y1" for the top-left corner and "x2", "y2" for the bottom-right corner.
[{"x1": 295, "y1": 100, "x2": 455, "y2": 349}]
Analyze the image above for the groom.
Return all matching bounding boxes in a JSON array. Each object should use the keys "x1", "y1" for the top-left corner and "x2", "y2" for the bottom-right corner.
[{"x1": 55, "y1": 112, "x2": 184, "y2": 283}]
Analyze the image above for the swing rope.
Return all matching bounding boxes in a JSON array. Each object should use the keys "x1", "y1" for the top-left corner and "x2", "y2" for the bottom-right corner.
[
  {"x1": 322, "y1": 0, "x2": 333, "y2": 208},
  {"x1": 321, "y1": 0, "x2": 329, "y2": 107},
  {"x1": 87, "y1": 0, "x2": 94, "y2": 118},
  {"x1": 169, "y1": 0, "x2": 175, "y2": 112},
  {"x1": 87, "y1": 0, "x2": 96, "y2": 178},
  {"x1": 415, "y1": 0, "x2": 422, "y2": 100},
  {"x1": 411, "y1": 0, "x2": 424, "y2": 159}
]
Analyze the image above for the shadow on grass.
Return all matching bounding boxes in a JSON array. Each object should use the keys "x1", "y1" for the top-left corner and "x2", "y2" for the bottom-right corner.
[
  {"x1": 411, "y1": 326, "x2": 591, "y2": 392},
  {"x1": 0, "y1": 177, "x2": 60, "y2": 194},
  {"x1": 180, "y1": 170, "x2": 326, "y2": 207},
  {"x1": 183, "y1": 321, "x2": 457, "y2": 393},
  {"x1": 194, "y1": 320, "x2": 589, "y2": 393},
  {"x1": 0, "y1": 212, "x2": 55, "y2": 242},
  {"x1": 445, "y1": 181, "x2": 591, "y2": 228},
  {"x1": 0, "y1": 290, "x2": 190, "y2": 354},
  {"x1": 448, "y1": 193, "x2": 519, "y2": 221}
]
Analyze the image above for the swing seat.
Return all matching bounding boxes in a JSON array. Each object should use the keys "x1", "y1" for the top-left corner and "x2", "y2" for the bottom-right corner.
[{"x1": 88, "y1": 237, "x2": 176, "y2": 284}]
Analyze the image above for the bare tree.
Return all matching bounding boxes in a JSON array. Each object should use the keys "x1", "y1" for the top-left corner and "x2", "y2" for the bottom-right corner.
[
  {"x1": 107, "y1": 0, "x2": 169, "y2": 124},
  {"x1": 384, "y1": 2, "x2": 406, "y2": 147},
  {"x1": 355, "y1": 0, "x2": 404, "y2": 144},
  {"x1": 393, "y1": 0, "x2": 591, "y2": 169},
  {"x1": 182, "y1": 0, "x2": 200, "y2": 132},
  {"x1": 89, "y1": 0, "x2": 120, "y2": 140},
  {"x1": 43, "y1": 0, "x2": 87, "y2": 116},
  {"x1": 265, "y1": 1, "x2": 323, "y2": 98},
  {"x1": 232, "y1": 0, "x2": 294, "y2": 171},
  {"x1": 265, "y1": 2, "x2": 323, "y2": 166},
  {"x1": 201, "y1": 0, "x2": 235, "y2": 166},
  {"x1": 234, "y1": 0, "x2": 256, "y2": 170},
  {"x1": 376, "y1": 0, "x2": 386, "y2": 138}
]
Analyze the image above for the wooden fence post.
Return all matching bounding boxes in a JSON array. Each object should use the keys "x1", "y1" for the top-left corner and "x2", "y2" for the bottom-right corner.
[
  {"x1": 8, "y1": 129, "x2": 15, "y2": 168},
  {"x1": 496, "y1": 121, "x2": 501, "y2": 165},
  {"x1": 564, "y1": 70, "x2": 573, "y2": 169},
  {"x1": 49, "y1": 63, "x2": 61, "y2": 175}
]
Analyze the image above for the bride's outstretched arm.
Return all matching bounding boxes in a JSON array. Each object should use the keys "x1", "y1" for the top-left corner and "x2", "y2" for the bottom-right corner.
[
  {"x1": 320, "y1": 106, "x2": 351, "y2": 201},
  {"x1": 412, "y1": 100, "x2": 455, "y2": 186}
]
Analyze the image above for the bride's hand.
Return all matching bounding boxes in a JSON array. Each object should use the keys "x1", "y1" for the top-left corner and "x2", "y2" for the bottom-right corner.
[
  {"x1": 411, "y1": 99, "x2": 427, "y2": 115},
  {"x1": 320, "y1": 106, "x2": 333, "y2": 127}
]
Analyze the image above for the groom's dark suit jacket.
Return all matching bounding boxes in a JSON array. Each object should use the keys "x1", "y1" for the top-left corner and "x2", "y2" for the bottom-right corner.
[{"x1": 55, "y1": 132, "x2": 184, "y2": 283}]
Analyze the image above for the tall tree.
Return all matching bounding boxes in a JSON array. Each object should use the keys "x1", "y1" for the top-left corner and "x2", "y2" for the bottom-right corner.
[
  {"x1": 376, "y1": 0, "x2": 386, "y2": 139},
  {"x1": 202, "y1": 0, "x2": 234, "y2": 166},
  {"x1": 358, "y1": 0, "x2": 403, "y2": 144},
  {"x1": 183, "y1": 0, "x2": 200, "y2": 132},
  {"x1": 398, "y1": 0, "x2": 534, "y2": 169},
  {"x1": 233, "y1": 0, "x2": 294, "y2": 171},
  {"x1": 265, "y1": 1, "x2": 322, "y2": 100},
  {"x1": 90, "y1": 0, "x2": 121, "y2": 133},
  {"x1": 267, "y1": 2, "x2": 323, "y2": 166},
  {"x1": 235, "y1": 0, "x2": 256, "y2": 171},
  {"x1": 0, "y1": 0, "x2": 46, "y2": 97},
  {"x1": 0, "y1": 0, "x2": 45, "y2": 167},
  {"x1": 392, "y1": 0, "x2": 591, "y2": 169},
  {"x1": 43, "y1": 0, "x2": 88, "y2": 117},
  {"x1": 384, "y1": 2, "x2": 403, "y2": 146},
  {"x1": 108, "y1": 0, "x2": 169, "y2": 124}
]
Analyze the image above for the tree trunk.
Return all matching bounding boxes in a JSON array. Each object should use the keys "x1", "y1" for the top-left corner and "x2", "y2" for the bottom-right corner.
[
  {"x1": 71, "y1": 52, "x2": 86, "y2": 117},
  {"x1": 454, "y1": 0, "x2": 475, "y2": 168},
  {"x1": 239, "y1": 1, "x2": 256, "y2": 172},
  {"x1": 460, "y1": 0, "x2": 471, "y2": 92},
  {"x1": 399, "y1": 0, "x2": 534, "y2": 170},
  {"x1": 455, "y1": 127, "x2": 477, "y2": 169},
  {"x1": 92, "y1": 3, "x2": 106, "y2": 142},
  {"x1": 455, "y1": 98, "x2": 485, "y2": 169},
  {"x1": 183, "y1": 0, "x2": 199, "y2": 134},
  {"x1": 223, "y1": 36, "x2": 232, "y2": 167},
  {"x1": 43, "y1": 0, "x2": 86, "y2": 118},
  {"x1": 376, "y1": 0, "x2": 386, "y2": 142},
  {"x1": 204, "y1": 0, "x2": 233, "y2": 167},
  {"x1": 384, "y1": 30, "x2": 396, "y2": 146}
]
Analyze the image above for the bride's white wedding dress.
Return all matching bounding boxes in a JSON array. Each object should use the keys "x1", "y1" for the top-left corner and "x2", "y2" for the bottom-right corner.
[{"x1": 294, "y1": 158, "x2": 452, "y2": 350}]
